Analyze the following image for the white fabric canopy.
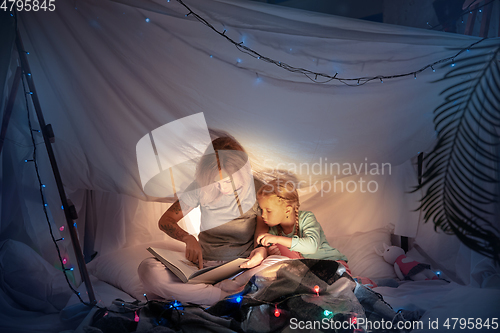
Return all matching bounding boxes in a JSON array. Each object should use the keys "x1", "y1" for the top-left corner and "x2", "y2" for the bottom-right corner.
[{"x1": 1, "y1": 1, "x2": 499, "y2": 330}]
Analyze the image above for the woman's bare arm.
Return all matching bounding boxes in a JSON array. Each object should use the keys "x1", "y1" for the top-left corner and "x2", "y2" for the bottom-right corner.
[
  {"x1": 240, "y1": 215, "x2": 269, "y2": 269},
  {"x1": 158, "y1": 200, "x2": 194, "y2": 241},
  {"x1": 159, "y1": 200, "x2": 204, "y2": 269}
]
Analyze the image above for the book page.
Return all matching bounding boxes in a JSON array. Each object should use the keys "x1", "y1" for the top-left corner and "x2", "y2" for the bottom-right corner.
[
  {"x1": 148, "y1": 248, "x2": 199, "y2": 281},
  {"x1": 188, "y1": 258, "x2": 248, "y2": 284}
]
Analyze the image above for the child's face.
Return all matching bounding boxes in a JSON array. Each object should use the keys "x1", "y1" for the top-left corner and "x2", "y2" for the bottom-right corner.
[{"x1": 258, "y1": 196, "x2": 288, "y2": 227}]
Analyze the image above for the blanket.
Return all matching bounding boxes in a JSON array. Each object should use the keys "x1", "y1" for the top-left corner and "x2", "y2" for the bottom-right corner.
[{"x1": 83, "y1": 259, "x2": 415, "y2": 332}]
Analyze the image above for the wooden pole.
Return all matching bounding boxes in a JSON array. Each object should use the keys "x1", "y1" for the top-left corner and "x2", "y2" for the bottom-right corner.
[{"x1": 15, "y1": 29, "x2": 96, "y2": 305}]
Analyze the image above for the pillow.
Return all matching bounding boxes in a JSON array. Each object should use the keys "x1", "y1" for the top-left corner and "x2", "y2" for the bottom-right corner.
[
  {"x1": 0, "y1": 239, "x2": 73, "y2": 313},
  {"x1": 87, "y1": 240, "x2": 184, "y2": 300},
  {"x1": 329, "y1": 226, "x2": 397, "y2": 279}
]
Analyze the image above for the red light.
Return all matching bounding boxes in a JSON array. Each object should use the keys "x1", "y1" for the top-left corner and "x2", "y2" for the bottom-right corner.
[
  {"x1": 351, "y1": 316, "x2": 357, "y2": 324},
  {"x1": 274, "y1": 305, "x2": 280, "y2": 317},
  {"x1": 134, "y1": 311, "x2": 140, "y2": 322},
  {"x1": 314, "y1": 285, "x2": 320, "y2": 295}
]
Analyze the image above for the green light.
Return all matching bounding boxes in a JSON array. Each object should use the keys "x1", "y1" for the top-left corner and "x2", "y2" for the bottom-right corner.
[{"x1": 324, "y1": 310, "x2": 332, "y2": 317}]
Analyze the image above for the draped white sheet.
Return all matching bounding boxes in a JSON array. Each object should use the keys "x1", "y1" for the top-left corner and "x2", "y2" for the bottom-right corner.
[{"x1": 1, "y1": 1, "x2": 499, "y2": 331}]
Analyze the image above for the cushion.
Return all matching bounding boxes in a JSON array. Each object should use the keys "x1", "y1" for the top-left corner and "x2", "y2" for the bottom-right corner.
[
  {"x1": 330, "y1": 226, "x2": 397, "y2": 279},
  {"x1": 0, "y1": 239, "x2": 73, "y2": 313},
  {"x1": 87, "y1": 240, "x2": 184, "y2": 300}
]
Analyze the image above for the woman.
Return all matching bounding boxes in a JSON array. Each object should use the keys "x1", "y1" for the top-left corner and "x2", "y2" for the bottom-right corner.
[{"x1": 138, "y1": 135, "x2": 269, "y2": 305}]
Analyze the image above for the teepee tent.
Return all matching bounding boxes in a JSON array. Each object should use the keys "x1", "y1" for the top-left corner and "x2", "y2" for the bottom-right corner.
[{"x1": 0, "y1": 0, "x2": 499, "y2": 332}]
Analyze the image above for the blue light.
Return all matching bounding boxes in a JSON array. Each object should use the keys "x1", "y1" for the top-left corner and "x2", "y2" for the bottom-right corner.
[
  {"x1": 74, "y1": 222, "x2": 77, "y2": 227},
  {"x1": 479, "y1": 9, "x2": 482, "y2": 13},
  {"x1": 255, "y1": 77, "x2": 262, "y2": 84},
  {"x1": 44, "y1": 203, "x2": 48, "y2": 207},
  {"x1": 237, "y1": 58, "x2": 241, "y2": 63},
  {"x1": 25, "y1": 160, "x2": 28, "y2": 162},
  {"x1": 61, "y1": 205, "x2": 64, "y2": 209},
  {"x1": 70, "y1": 267, "x2": 74, "y2": 271},
  {"x1": 236, "y1": 296, "x2": 242, "y2": 303},
  {"x1": 210, "y1": 55, "x2": 213, "y2": 58},
  {"x1": 145, "y1": 18, "x2": 150, "y2": 22},
  {"x1": 324, "y1": 310, "x2": 332, "y2": 317},
  {"x1": 42, "y1": 184, "x2": 46, "y2": 188},
  {"x1": 451, "y1": 63, "x2": 456, "y2": 67}
]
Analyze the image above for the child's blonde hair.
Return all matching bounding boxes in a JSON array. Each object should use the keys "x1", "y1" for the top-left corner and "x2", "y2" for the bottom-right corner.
[{"x1": 257, "y1": 178, "x2": 300, "y2": 224}]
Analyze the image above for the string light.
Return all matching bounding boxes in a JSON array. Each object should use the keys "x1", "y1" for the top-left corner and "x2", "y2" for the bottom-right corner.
[
  {"x1": 274, "y1": 304, "x2": 280, "y2": 317},
  {"x1": 324, "y1": 310, "x2": 332, "y2": 317},
  {"x1": 173, "y1": 0, "x2": 487, "y2": 86},
  {"x1": 62, "y1": 258, "x2": 68, "y2": 264},
  {"x1": 313, "y1": 285, "x2": 320, "y2": 296},
  {"x1": 134, "y1": 311, "x2": 140, "y2": 322},
  {"x1": 19, "y1": 65, "x2": 88, "y2": 306}
]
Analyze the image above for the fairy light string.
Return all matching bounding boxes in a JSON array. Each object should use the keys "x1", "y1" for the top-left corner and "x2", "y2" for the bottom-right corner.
[
  {"x1": 20, "y1": 72, "x2": 88, "y2": 305},
  {"x1": 173, "y1": 0, "x2": 490, "y2": 86}
]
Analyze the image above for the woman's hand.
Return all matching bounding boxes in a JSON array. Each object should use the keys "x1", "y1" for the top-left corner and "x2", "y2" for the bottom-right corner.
[
  {"x1": 240, "y1": 246, "x2": 267, "y2": 269},
  {"x1": 182, "y1": 235, "x2": 203, "y2": 270},
  {"x1": 256, "y1": 233, "x2": 278, "y2": 247}
]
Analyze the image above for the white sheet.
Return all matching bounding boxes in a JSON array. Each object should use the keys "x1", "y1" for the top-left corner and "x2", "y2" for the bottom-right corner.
[{"x1": 1, "y1": 0, "x2": 499, "y2": 331}]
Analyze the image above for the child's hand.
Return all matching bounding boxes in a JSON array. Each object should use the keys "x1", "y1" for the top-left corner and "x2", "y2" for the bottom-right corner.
[
  {"x1": 267, "y1": 245, "x2": 282, "y2": 256},
  {"x1": 257, "y1": 233, "x2": 278, "y2": 247}
]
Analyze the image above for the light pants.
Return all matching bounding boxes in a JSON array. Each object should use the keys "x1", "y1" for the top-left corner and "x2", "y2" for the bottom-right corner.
[{"x1": 138, "y1": 255, "x2": 289, "y2": 306}]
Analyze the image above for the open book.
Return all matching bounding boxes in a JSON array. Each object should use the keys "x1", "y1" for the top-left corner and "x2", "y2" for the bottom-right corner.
[{"x1": 147, "y1": 247, "x2": 248, "y2": 284}]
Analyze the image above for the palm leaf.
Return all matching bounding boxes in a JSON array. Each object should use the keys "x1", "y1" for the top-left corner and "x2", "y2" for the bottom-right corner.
[{"x1": 414, "y1": 40, "x2": 500, "y2": 264}]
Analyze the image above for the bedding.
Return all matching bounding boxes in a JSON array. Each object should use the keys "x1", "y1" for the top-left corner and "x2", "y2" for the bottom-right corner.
[
  {"x1": 78, "y1": 259, "x2": 412, "y2": 333},
  {"x1": 86, "y1": 240, "x2": 185, "y2": 300},
  {"x1": 86, "y1": 225, "x2": 399, "y2": 300}
]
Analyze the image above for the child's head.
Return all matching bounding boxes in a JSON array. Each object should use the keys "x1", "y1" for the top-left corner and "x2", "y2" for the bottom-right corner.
[{"x1": 257, "y1": 178, "x2": 300, "y2": 228}]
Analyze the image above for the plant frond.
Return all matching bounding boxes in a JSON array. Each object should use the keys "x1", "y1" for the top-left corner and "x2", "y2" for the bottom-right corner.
[{"x1": 416, "y1": 42, "x2": 500, "y2": 264}]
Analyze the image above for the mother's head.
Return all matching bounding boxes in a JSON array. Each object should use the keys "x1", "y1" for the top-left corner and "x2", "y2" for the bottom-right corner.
[{"x1": 195, "y1": 136, "x2": 251, "y2": 204}]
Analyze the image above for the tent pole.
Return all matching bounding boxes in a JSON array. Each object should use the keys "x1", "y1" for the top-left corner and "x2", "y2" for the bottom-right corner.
[
  {"x1": 0, "y1": 66, "x2": 22, "y2": 156},
  {"x1": 15, "y1": 29, "x2": 96, "y2": 305}
]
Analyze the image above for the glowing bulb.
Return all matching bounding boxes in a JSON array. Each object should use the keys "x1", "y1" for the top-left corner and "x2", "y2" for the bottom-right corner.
[
  {"x1": 62, "y1": 258, "x2": 67, "y2": 264},
  {"x1": 145, "y1": 18, "x2": 150, "y2": 22},
  {"x1": 134, "y1": 311, "x2": 140, "y2": 322},
  {"x1": 314, "y1": 285, "x2": 320, "y2": 295},
  {"x1": 324, "y1": 310, "x2": 332, "y2": 317},
  {"x1": 60, "y1": 226, "x2": 64, "y2": 231},
  {"x1": 274, "y1": 305, "x2": 280, "y2": 317},
  {"x1": 236, "y1": 296, "x2": 242, "y2": 303}
]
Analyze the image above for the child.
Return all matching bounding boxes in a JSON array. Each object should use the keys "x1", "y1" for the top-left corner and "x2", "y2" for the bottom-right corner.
[{"x1": 256, "y1": 178, "x2": 347, "y2": 262}]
